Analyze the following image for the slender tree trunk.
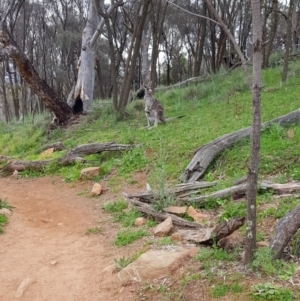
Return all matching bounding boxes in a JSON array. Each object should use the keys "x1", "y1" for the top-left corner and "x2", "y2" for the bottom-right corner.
[
  {"x1": 282, "y1": 0, "x2": 295, "y2": 82},
  {"x1": 150, "y1": 0, "x2": 168, "y2": 85},
  {"x1": 265, "y1": 0, "x2": 279, "y2": 68},
  {"x1": 118, "y1": 0, "x2": 151, "y2": 113},
  {"x1": 244, "y1": 0, "x2": 262, "y2": 265},
  {"x1": 194, "y1": 3, "x2": 207, "y2": 77}
]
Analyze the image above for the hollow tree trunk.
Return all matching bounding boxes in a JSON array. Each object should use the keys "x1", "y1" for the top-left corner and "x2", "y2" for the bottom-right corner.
[{"x1": 73, "y1": 0, "x2": 101, "y2": 113}]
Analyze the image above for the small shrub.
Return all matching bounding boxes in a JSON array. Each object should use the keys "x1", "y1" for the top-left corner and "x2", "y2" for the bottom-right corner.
[
  {"x1": 252, "y1": 282, "x2": 294, "y2": 301},
  {"x1": 85, "y1": 227, "x2": 102, "y2": 235},
  {"x1": 251, "y1": 248, "x2": 295, "y2": 280},
  {"x1": 114, "y1": 228, "x2": 147, "y2": 247}
]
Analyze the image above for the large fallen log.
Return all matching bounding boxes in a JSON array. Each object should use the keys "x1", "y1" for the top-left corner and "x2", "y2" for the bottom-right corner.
[
  {"x1": 270, "y1": 203, "x2": 300, "y2": 259},
  {"x1": 180, "y1": 109, "x2": 300, "y2": 182},
  {"x1": 1, "y1": 142, "x2": 136, "y2": 173}
]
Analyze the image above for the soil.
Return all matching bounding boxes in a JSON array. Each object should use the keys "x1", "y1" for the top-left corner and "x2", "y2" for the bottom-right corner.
[{"x1": 0, "y1": 175, "x2": 144, "y2": 301}]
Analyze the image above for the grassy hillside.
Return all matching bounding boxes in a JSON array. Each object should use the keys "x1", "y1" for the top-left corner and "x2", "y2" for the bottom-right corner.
[
  {"x1": 1, "y1": 62, "x2": 300, "y2": 188},
  {"x1": 1, "y1": 61, "x2": 300, "y2": 300}
]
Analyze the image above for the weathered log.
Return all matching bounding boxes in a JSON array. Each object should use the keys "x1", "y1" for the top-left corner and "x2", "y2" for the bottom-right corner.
[
  {"x1": 180, "y1": 109, "x2": 300, "y2": 182},
  {"x1": 270, "y1": 203, "x2": 300, "y2": 259},
  {"x1": 124, "y1": 196, "x2": 203, "y2": 229},
  {"x1": 179, "y1": 183, "x2": 248, "y2": 203},
  {"x1": 58, "y1": 142, "x2": 137, "y2": 165},
  {"x1": 178, "y1": 181, "x2": 300, "y2": 203},
  {"x1": 37, "y1": 142, "x2": 67, "y2": 152},
  {"x1": 1, "y1": 143, "x2": 136, "y2": 173},
  {"x1": 124, "y1": 181, "x2": 216, "y2": 202}
]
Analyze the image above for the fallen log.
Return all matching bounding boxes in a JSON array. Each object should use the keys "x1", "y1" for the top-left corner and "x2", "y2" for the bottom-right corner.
[
  {"x1": 180, "y1": 109, "x2": 300, "y2": 182},
  {"x1": 37, "y1": 142, "x2": 67, "y2": 152},
  {"x1": 124, "y1": 181, "x2": 216, "y2": 202},
  {"x1": 1, "y1": 142, "x2": 136, "y2": 173},
  {"x1": 270, "y1": 203, "x2": 300, "y2": 259},
  {"x1": 124, "y1": 196, "x2": 203, "y2": 229},
  {"x1": 178, "y1": 181, "x2": 300, "y2": 203}
]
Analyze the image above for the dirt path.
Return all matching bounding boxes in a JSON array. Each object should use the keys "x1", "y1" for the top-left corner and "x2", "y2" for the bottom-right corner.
[{"x1": 0, "y1": 176, "x2": 137, "y2": 301}]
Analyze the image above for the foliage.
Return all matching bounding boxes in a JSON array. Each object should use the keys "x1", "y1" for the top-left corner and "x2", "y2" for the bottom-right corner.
[
  {"x1": 0, "y1": 199, "x2": 13, "y2": 234},
  {"x1": 211, "y1": 282, "x2": 243, "y2": 298},
  {"x1": 194, "y1": 245, "x2": 238, "y2": 262},
  {"x1": 252, "y1": 283, "x2": 294, "y2": 301},
  {"x1": 114, "y1": 249, "x2": 145, "y2": 270},
  {"x1": 0, "y1": 214, "x2": 8, "y2": 234},
  {"x1": 0, "y1": 199, "x2": 14, "y2": 210},
  {"x1": 250, "y1": 248, "x2": 295, "y2": 280},
  {"x1": 114, "y1": 228, "x2": 148, "y2": 247}
]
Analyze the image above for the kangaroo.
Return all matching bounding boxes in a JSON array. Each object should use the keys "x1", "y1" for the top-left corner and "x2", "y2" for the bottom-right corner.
[
  {"x1": 143, "y1": 82, "x2": 184, "y2": 129},
  {"x1": 144, "y1": 82, "x2": 166, "y2": 129}
]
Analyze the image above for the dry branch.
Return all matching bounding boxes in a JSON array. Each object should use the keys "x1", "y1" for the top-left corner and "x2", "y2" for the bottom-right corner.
[
  {"x1": 124, "y1": 181, "x2": 216, "y2": 202},
  {"x1": 181, "y1": 109, "x2": 300, "y2": 182},
  {"x1": 1, "y1": 142, "x2": 136, "y2": 173},
  {"x1": 124, "y1": 196, "x2": 202, "y2": 229}
]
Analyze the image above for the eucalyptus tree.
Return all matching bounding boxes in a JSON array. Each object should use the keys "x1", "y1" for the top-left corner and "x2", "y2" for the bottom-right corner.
[
  {"x1": 0, "y1": 0, "x2": 73, "y2": 123},
  {"x1": 244, "y1": 0, "x2": 262, "y2": 265}
]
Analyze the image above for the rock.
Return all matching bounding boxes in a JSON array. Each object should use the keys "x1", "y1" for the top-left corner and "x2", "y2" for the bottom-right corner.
[
  {"x1": 153, "y1": 217, "x2": 173, "y2": 237},
  {"x1": 80, "y1": 167, "x2": 100, "y2": 180},
  {"x1": 171, "y1": 228, "x2": 213, "y2": 244},
  {"x1": 0, "y1": 208, "x2": 12, "y2": 217},
  {"x1": 186, "y1": 206, "x2": 208, "y2": 223},
  {"x1": 116, "y1": 247, "x2": 195, "y2": 285},
  {"x1": 134, "y1": 217, "x2": 146, "y2": 226},
  {"x1": 39, "y1": 148, "x2": 54, "y2": 159},
  {"x1": 163, "y1": 206, "x2": 187, "y2": 215},
  {"x1": 170, "y1": 232, "x2": 183, "y2": 242},
  {"x1": 91, "y1": 183, "x2": 102, "y2": 196},
  {"x1": 13, "y1": 170, "x2": 19, "y2": 177},
  {"x1": 50, "y1": 260, "x2": 57, "y2": 266},
  {"x1": 15, "y1": 276, "x2": 33, "y2": 298}
]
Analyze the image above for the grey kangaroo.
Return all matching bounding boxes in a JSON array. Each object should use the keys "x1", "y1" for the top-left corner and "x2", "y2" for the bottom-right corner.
[
  {"x1": 143, "y1": 82, "x2": 184, "y2": 129},
  {"x1": 144, "y1": 82, "x2": 166, "y2": 129}
]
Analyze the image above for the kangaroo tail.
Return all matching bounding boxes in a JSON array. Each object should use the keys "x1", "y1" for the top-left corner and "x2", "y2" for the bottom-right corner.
[{"x1": 165, "y1": 115, "x2": 185, "y2": 122}]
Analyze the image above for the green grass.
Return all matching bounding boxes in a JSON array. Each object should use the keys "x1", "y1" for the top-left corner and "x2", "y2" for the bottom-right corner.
[
  {"x1": 114, "y1": 228, "x2": 148, "y2": 247},
  {"x1": 0, "y1": 214, "x2": 8, "y2": 234},
  {"x1": 252, "y1": 282, "x2": 294, "y2": 301},
  {"x1": 0, "y1": 199, "x2": 13, "y2": 234},
  {"x1": 250, "y1": 247, "x2": 295, "y2": 280},
  {"x1": 2, "y1": 62, "x2": 300, "y2": 188}
]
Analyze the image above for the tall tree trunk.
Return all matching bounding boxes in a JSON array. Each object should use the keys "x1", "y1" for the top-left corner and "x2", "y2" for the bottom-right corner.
[
  {"x1": 73, "y1": 0, "x2": 101, "y2": 113},
  {"x1": 244, "y1": 0, "x2": 262, "y2": 265},
  {"x1": 118, "y1": 0, "x2": 151, "y2": 114},
  {"x1": 193, "y1": 3, "x2": 207, "y2": 77},
  {"x1": 265, "y1": 0, "x2": 279, "y2": 68},
  {"x1": 282, "y1": 0, "x2": 295, "y2": 82},
  {"x1": 150, "y1": 0, "x2": 168, "y2": 85}
]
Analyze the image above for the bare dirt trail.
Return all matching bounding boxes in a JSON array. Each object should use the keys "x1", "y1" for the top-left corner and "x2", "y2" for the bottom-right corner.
[{"x1": 0, "y1": 176, "x2": 137, "y2": 301}]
